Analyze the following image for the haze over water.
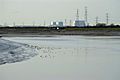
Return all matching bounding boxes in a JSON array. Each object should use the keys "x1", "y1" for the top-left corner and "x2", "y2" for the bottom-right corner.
[{"x1": 0, "y1": 35, "x2": 120, "y2": 80}]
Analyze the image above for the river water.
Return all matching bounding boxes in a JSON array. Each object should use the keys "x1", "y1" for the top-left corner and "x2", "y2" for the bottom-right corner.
[{"x1": 0, "y1": 35, "x2": 120, "y2": 80}]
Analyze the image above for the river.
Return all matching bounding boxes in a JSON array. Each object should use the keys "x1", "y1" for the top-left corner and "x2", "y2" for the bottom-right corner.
[{"x1": 0, "y1": 35, "x2": 120, "y2": 80}]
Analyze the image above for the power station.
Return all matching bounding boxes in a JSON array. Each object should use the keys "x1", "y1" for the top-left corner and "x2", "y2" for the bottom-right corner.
[
  {"x1": 50, "y1": 21, "x2": 64, "y2": 27},
  {"x1": 74, "y1": 9, "x2": 86, "y2": 27}
]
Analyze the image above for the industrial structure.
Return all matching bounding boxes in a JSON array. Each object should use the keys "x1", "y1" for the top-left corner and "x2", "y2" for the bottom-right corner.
[
  {"x1": 1, "y1": 6, "x2": 118, "y2": 27},
  {"x1": 106, "y1": 13, "x2": 109, "y2": 25},
  {"x1": 74, "y1": 9, "x2": 86, "y2": 27},
  {"x1": 50, "y1": 21, "x2": 64, "y2": 27},
  {"x1": 57, "y1": 22, "x2": 64, "y2": 27}
]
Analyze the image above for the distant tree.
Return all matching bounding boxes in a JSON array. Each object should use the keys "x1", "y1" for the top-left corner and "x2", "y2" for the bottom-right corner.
[
  {"x1": 110, "y1": 23, "x2": 115, "y2": 26},
  {"x1": 96, "y1": 23, "x2": 106, "y2": 27}
]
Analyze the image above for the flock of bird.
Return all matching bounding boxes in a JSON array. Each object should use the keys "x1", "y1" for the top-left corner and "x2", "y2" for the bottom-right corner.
[{"x1": 24, "y1": 43, "x2": 89, "y2": 60}]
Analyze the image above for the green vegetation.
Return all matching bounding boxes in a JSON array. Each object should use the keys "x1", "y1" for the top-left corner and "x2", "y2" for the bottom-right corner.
[
  {"x1": 0, "y1": 27, "x2": 120, "y2": 36},
  {"x1": 64, "y1": 27, "x2": 120, "y2": 31},
  {"x1": 0, "y1": 27, "x2": 120, "y2": 31}
]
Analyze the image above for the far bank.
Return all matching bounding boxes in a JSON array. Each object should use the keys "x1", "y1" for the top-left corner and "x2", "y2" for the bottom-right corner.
[{"x1": 0, "y1": 27, "x2": 120, "y2": 36}]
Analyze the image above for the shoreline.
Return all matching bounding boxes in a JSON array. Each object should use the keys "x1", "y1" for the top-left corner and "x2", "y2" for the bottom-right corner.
[{"x1": 0, "y1": 39, "x2": 38, "y2": 65}]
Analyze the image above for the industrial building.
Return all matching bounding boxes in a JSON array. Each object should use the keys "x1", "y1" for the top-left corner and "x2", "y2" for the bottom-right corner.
[
  {"x1": 74, "y1": 20, "x2": 86, "y2": 27},
  {"x1": 57, "y1": 22, "x2": 63, "y2": 27},
  {"x1": 50, "y1": 21, "x2": 64, "y2": 27},
  {"x1": 73, "y1": 9, "x2": 86, "y2": 27},
  {"x1": 50, "y1": 22, "x2": 57, "y2": 27}
]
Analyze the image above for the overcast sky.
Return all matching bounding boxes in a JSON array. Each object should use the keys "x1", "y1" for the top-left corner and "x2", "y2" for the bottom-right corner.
[{"x1": 0, "y1": 0, "x2": 120, "y2": 26}]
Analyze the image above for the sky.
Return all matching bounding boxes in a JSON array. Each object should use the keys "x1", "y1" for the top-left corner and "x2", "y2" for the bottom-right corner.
[{"x1": 0, "y1": 0, "x2": 120, "y2": 26}]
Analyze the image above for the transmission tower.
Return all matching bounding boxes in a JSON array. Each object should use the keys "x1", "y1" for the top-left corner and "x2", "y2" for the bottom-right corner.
[
  {"x1": 76, "y1": 9, "x2": 79, "y2": 20},
  {"x1": 106, "y1": 13, "x2": 109, "y2": 25},
  {"x1": 85, "y1": 6, "x2": 88, "y2": 23},
  {"x1": 69, "y1": 20, "x2": 72, "y2": 26},
  {"x1": 4, "y1": 22, "x2": 7, "y2": 27},
  {"x1": 13, "y1": 22, "x2": 16, "y2": 27},
  {"x1": 65, "y1": 19, "x2": 67, "y2": 26},
  {"x1": 96, "y1": 16, "x2": 98, "y2": 24},
  {"x1": 33, "y1": 21, "x2": 35, "y2": 26},
  {"x1": 44, "y1": 20, "x2": 46, "y2": 26},
  {"x1": 22, "y1": 22, "x2": 24, "y2": 26}
]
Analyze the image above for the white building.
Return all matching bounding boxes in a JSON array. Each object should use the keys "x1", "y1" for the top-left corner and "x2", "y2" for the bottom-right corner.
[
  {"x1": 74, "y1": 20, "x2": 86, "y2": 27},
  {"x1": 73, "y1": 9, "x2": 86, "y2": 27},
  {"x1": 50, "y1": 22, "x2": 57, "y2": 27},
  {"x1": 50, "y1": 21, "x2": 64, "y2": 27},
  {"x1": 57, "y1": 22, "x2": 63, "y2": 27}
]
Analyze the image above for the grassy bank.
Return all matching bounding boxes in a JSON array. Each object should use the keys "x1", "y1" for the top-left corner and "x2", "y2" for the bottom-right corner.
[
  {"x1": 64, "y1": 27, "x2": 120, "y2": 31},
  {"x1": 0, "y1": 27, "x2": 120, "y2": 36}
]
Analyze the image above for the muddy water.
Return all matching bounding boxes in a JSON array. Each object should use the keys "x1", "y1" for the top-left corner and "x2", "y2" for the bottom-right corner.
[{"x1": 1, "y1": 36, "x2": 120, "y2": 80}]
